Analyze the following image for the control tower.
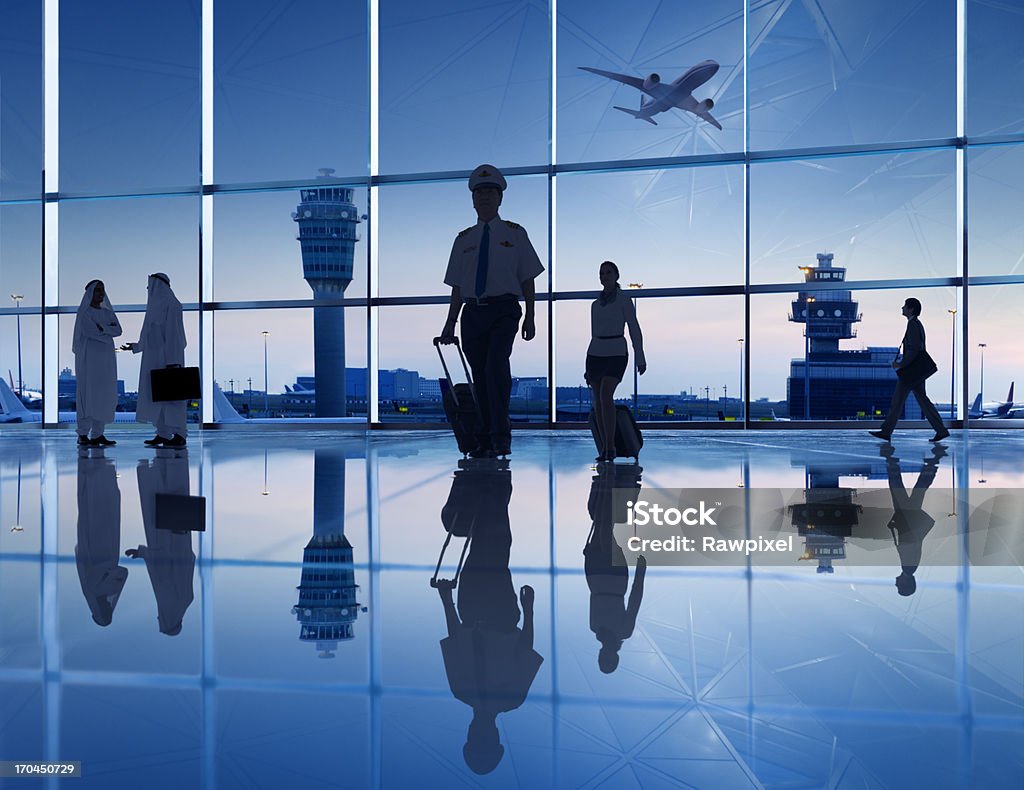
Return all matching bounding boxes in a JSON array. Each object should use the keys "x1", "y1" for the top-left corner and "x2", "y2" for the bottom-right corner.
[
  {"x1": 292, "y1": 169, "x2": 361, "y2": 417},
  {"x1": 292, "y1": 449, "x2": 364, "y2": 658},
  {"x1": 787, "y1": 253, "x2": 915, "y2": 420}
]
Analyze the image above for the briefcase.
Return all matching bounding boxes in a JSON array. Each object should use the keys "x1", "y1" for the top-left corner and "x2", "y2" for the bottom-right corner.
[
  {"x1": 155, "y1": 493, "x2": 206, "y2": 532},
  {"x1": 151, "y1": 366, "x2": 201, "y2": 402},
  {"x1": 896, "y1": 350, "x2": 938, "y2": 387}
]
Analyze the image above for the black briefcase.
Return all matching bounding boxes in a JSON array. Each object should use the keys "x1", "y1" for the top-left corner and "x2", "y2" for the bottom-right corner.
[
  {"x1": 896, "y1": 350, "x2": 938, "y2": 387},
  {"x1": 155, "y1": 493, "x2": 206, "y2": 532},
  {"x1": 151, "y1": 366, "x2": 201, "y2": 402}
]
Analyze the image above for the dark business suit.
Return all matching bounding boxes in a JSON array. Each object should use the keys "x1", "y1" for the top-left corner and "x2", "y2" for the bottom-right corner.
[{"x1": 880, "y1": 316, "x2": 945, "y2": 435}]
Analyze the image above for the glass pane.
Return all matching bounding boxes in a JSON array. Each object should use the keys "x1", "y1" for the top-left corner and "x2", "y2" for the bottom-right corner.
[
  {"x1": 378, "y1": 174, "x2": 548, "y2": 298},
  {"x1": 966, "y1": 284, "x2": 1021, "y2": 421},
  {"x1": 214, "y1": 187, "x2": 368, "y2": 302},
  {"x1": 555, "y1": 295, "x2": 744, "y2": 422},
  {"x1": 58, "y1": 196, "x2": 199, "y2": 306},
  {"x1": 59, "y1": 0, "x2": 200, "y2": 194},
  {"x1": 213, "y1": 308, "x2": 367, "y2": 420},
  {"x1": 379, "y1": 0, "x2": 549, "y2": 174},
  {"x1": 557, "y1": 0, "x2": 743, "y2": 163},
  {"x1": 0, "y1": 313, "x2": 41, "y2": 419},
  {"x1": 750, "y1": 287, "x2": 956, "y2": 421},
  {"x1": 967, "y1": 0, "x2": 1024, "y2": 137},
  {"x1": 214, "y1": 0, "x2": 369, "y2": 184},
  {"x1": 968, "y1": 144, "x2": 1024, "y2": 277},
  {"x1": 377, "y1": 304, "x2": 549, "y2": 423},
  {"x1": 751, "y1": 151, "x2": 956, "y2": 284},
  {"x1": 748, "y1": 0, "x2": 955, "y2": 150},
  {"x1": 0, "y1": 1, "x2": 42, "y2": 198},
  {"x1": 2, "y1": 203, "x2": 42, "y2": 307},
  {"x1": 556, "y1": 166, "x2": 743, "y2": 291},
  {"x1": 57, "y1": 311, "x2": 201, "y2": 425}
]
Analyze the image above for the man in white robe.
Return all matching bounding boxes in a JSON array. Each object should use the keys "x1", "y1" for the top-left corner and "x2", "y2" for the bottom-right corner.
[
  {"x1": 72, "y1": 280, "x2": 122, "y2": 446},
  {"x1": 75, "y1": 449, "x2": 127, "y2": 626},
  {"x1": 122, "y1": 273, "x2": 188, "y2": 447}
]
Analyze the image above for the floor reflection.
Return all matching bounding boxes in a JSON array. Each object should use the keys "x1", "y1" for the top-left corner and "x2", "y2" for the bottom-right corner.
[{"x1": 0, "y1": 428, "x2": 1020, "y2": 788}]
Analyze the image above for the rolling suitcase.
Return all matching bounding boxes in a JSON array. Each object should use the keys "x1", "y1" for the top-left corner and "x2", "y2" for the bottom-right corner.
[
  {"x1": 434, "y1": 337, "x2": 482, "y2": 456},
  {"x1": 589, "y1": 405, "x2": 643, "y2": 460}
]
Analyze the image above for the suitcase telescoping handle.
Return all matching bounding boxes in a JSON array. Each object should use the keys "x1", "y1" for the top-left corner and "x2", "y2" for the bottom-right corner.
[
  {"x1": 429, "y1": 527, "x2": 472, "y2": 589},
  {"x1": 432, "y1": 336, "x2": 475, "y2": 389}
]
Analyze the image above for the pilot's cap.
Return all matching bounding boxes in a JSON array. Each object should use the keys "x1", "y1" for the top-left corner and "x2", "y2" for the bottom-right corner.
[{"x1": 468, "y1": 164, "x2": 506, "y2": 192}]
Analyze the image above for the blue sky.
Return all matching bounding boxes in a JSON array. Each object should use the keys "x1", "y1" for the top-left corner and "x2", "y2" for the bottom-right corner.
[{"x1": 1, "y1": 0, "x2": 1023, "y2": 404}]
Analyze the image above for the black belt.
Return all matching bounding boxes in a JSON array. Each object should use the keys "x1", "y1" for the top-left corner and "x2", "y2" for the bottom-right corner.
[
  {"x1": 596, "y1": 334, "x2": 624, "y2": 339},
  {"x1": 464, "y1": 294, "x2": 518, "y2": 306}
]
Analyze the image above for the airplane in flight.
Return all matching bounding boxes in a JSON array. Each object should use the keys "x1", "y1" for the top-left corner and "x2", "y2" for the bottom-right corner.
[
  {"x1": 969, "y1": 383, "x2": 1024, "y2": 419},
  {"x1": 578, "y1": 60, "x2": 722, "y2": 129},
  {"x1": 8, "y1": 371, "x2": 41, "y2": 404}
]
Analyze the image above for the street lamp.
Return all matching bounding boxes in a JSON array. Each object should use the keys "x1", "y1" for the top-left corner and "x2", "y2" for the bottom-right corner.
[
  {"x1": 737, "y1": 338, "x2": 744, "y2": 423},
  {"x1": 947, "y1": 308, "x2": 956, "y2": 420},
  {"x1": 628, "y1": 282, "x2": 643, "y2": 418},
  {"x1": 804, "y1": 296, "x2": 815, "y2": 420},
  {"x1": 978, "y1": 342, "x2": 987, "y2": 411},
  {"x1": 262, "y1": 331, "x2": 270, "y2": 416},
  {"x1": 11, "y1": 294, "x2": 24, "y2": 399}
]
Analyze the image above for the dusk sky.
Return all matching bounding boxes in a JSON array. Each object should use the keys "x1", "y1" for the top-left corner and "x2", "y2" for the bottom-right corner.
[{"x1": 1, "y1": 0, "x2": 1023, "y2": 406}]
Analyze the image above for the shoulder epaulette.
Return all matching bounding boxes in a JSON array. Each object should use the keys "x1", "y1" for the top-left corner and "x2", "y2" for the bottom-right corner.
[
  {"x1": 504, "y1": 220, "x2": 522, "y2": 230},
  {"x1": 457, "y1": 226, "x2": 475, "y2": 238}
]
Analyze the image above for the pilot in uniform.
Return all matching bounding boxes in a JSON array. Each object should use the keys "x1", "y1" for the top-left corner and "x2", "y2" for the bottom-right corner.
[{"x1": 440, "y1": 165, "x2": 544, "y2": 458}]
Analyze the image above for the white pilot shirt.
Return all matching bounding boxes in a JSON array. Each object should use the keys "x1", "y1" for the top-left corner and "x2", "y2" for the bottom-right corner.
[{"x1": 444, "y1": 215, "x2": 544, "y2": 299}]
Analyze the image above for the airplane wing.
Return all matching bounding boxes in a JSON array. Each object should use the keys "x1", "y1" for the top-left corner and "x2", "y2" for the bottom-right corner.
[{"x1": 578, "y1": 67, "x2": 645, "y2": 91}]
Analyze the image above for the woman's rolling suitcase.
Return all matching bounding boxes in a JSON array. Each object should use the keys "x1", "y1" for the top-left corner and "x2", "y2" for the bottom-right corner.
[{"x1": 589, "y1": 405, "x2": 643, "y2": 461}]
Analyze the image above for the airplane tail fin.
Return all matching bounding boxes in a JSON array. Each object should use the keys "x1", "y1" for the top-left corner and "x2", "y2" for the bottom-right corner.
[
  {"x1": 613, "y1": 106, "x2": 657, "y2": 125},
  {"x1": 8, "y1": 370, "x2": 13, "y2": 390},
  {"x1": 970, "y1": 392, "x2": 982, "y2": 417},
  {"x1": 1009, "y1": 382, "x2": 1014, "y2": 403}
]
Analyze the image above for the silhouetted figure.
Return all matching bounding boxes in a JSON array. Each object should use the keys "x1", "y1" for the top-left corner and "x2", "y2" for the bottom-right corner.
[
  {"x1": 73, "y1": 279, "x2": 122, "y2": 446},
  {"x1": 882, "y1": 443, "x2": 945, "y2": 596},
  {"x1": 586, "y1": 261, "x2": 645, "y2": 462},
  {"x1": 434, "y1": 460, "x2": 543, "y2": 774},
  {"x1": 870, "y1": 297, "x2": 948, "y2": 442},
  {"x1": 122, "y1": 273, "x2": 188, "y2": 447},
  {"x1": 126, "y1": 449, "x2": 195, "y2": 635},
  {"x1": 439, "y1": 165, "x2": 544, "y2": 458},
  {"x1": 585, "y1": 463, "x2": 646, "y2": 672},
  {"x1": 75, "y1": 448, "x2": 127, "y2": 626}
]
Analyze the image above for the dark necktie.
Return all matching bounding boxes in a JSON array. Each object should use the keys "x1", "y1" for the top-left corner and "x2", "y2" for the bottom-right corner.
[{"x1": 475, "y1": 223, "x2": 490, "y2": 298}]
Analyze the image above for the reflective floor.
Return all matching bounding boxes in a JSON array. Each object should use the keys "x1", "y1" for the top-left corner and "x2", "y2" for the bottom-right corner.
[{"x1": 0, "y1": 428, "x2": 1022, "y2": 789}]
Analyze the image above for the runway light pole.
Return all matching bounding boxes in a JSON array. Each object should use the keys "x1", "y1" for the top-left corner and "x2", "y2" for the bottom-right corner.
[
  {"x1": 737, "y1": 338, "x2": 744, "y2": 423},
  {"x1": 804, "y1": 296, "x2": 815, "y2": 420},
  {"x1": 11, "y1": 294, "x2": 24, "y2": 399},
  {"x1": 628, "y1": 282, "x2": 643, "y2": 419},
  {"x1": 948, "y1": 308, "x2": 956, "y2": 420},
  {"x1": 262, "y1": 331, "x2": 270, "y2": 416},
  {"x1": 978, "y1": 342, "x2": 987, "y2": 413}
]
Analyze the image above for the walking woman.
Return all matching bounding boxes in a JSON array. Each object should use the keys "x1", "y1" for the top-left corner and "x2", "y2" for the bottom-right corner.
[
  {"x1": 586, "y1": 261, "x2": 646, "y2": 462},
  {"x1": 73, "y1": 280, "x2": 122, "y2": 446},
  {"x1": 121, "y1": 273, "x2": 188, "y2": 447}
]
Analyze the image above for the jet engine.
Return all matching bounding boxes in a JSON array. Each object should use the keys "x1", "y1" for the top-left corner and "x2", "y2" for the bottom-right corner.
[
  {"x1": 643, "y1": 73, "x2": 660, "y2": 91},
  {"x1": 698, "y1": 98, "x2": 715, "y2": 112}
]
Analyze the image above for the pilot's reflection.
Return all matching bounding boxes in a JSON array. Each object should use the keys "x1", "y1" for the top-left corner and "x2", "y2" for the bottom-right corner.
[
  {"x1": 883, "y1": 444, "x2": 945, "y2": 596},
  {"x1": 292, "y1": 448, "x2": 364, "y2": 658},
  {"x1": 75, "y1": 447, "x2": 127, "y2": 626},
  {"x1": 126, "y1": 448, "x2": 196, "y2": 635},
  {"x1": 433, "y1": 459, "x2": 543, "y2": 776},
  {"x1": 585, "y1": 463, "x2": 646, "y2": 674}
]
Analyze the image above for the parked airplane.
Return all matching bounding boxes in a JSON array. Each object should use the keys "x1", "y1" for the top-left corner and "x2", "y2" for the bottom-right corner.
[
  {"x1": 579, "y1": 60, "x2": 722, "y2": 128},
  {"x1": 0, "y1": 377, "x2": 37, "y2": 423},
  {"x1": 770, "y1": 409, "x2": 791, "y2": 422},
  {"x1": 8, "y1": 371, "x2": 42, "y2": 404},
  {"x1": 969, "y1": 383, "x2": 1024, "y2": 418}
]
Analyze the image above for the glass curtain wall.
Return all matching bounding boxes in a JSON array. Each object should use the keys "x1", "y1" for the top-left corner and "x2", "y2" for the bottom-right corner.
[{"x1": 3, "y1": 0, "x2": 1021, "y2": 426}]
